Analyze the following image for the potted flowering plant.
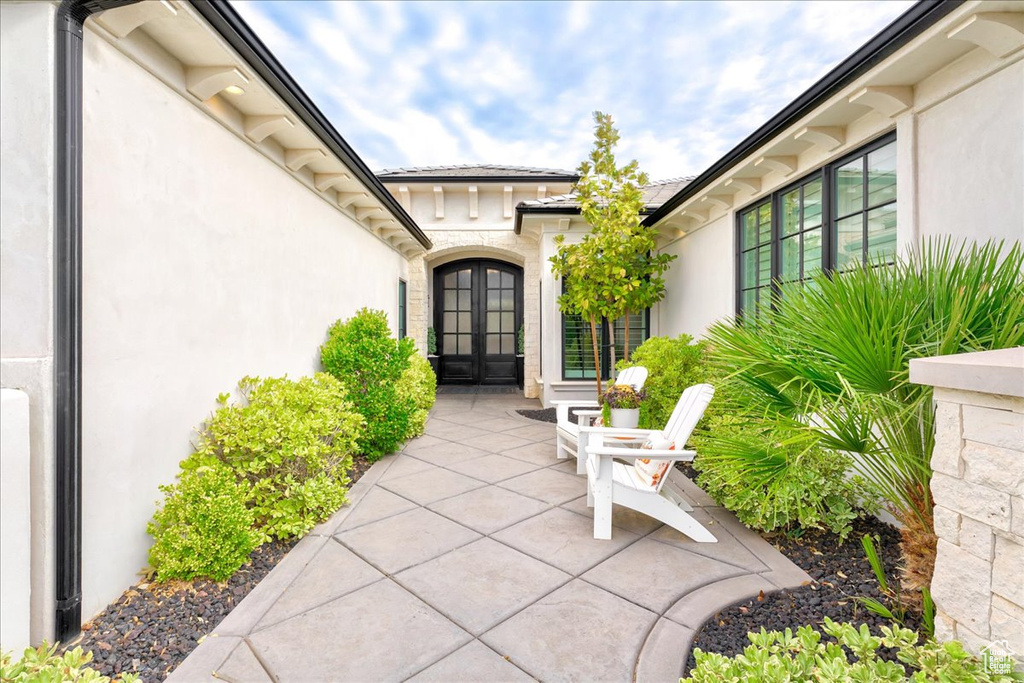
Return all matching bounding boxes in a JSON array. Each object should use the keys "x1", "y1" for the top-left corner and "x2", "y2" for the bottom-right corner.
[{"x1": 601, "y1": 383, "x2": 646, "y2": 428}]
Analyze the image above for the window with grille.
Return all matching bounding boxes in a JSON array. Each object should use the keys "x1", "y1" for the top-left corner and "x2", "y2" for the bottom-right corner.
[
  {"x1": 736, "y1": 133, "x2": 897, "y2": 317},
  {"x1": 562, "y1": 310, "x2": 648, "y2": 380}
]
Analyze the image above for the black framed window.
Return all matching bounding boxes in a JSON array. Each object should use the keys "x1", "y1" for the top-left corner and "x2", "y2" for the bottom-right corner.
[
  {"x1": 562, "y1": 310, "x2": 649, "y2": 380},
  {"x1": 834, "y1": 137, "x2": 897, "y2": 269},
  {"x1": 779, "y1": 175, "x2": 824, "y2": 286},
  {"x1": 397, "y1": 280, "x2": 407, "y2": 339},
  {"x1": 736, "y1": 133, "x2": 897, "y2": 316},
  {"x1": 738, "y1": 199, "x2": 773, "y2": 320}
]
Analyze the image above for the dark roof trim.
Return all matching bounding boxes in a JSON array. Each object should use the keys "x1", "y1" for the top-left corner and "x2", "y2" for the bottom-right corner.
[
  {"x1": 513, "y1": 203, "x2": 657, "y2": 234},
  {"x1": 381, "y1": 174, "x2": 580, "y2": 183},
  {"x1": 642, "y1": 0, "x2": 963, "y2": 227},
  {"x1": 514, "y1": 204, "x2": 580, "y2": 233},
  {"x1": 188, "y1": 0, "x2": 432, "y2": 249}
]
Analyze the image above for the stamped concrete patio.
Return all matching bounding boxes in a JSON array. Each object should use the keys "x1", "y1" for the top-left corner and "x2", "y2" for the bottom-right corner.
[{"x1": 168, "y1": 392, "x2": 809, "y2": 682}]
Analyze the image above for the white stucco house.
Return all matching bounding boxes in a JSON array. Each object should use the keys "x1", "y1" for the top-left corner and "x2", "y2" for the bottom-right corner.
[{"x1": 1, "y1": 0, "x2": 1021, "y2": 650}]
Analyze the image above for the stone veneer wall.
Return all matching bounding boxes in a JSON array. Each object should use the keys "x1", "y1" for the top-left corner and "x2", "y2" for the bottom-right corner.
[
  {"x1": 912, "y1": 348, "x2": 1024, "y2": 663},
  {"x1": 406, "y1": 230, "x2": 542, "y2": 399}
]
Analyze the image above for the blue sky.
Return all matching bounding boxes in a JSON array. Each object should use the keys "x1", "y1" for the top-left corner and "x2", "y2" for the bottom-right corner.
[{"x1": 232, "y1": 0, "x2": 914, "y2": 180}]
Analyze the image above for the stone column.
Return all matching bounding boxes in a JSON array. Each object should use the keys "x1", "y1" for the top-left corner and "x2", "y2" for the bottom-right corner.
[{"x1": 910, "y1": 348, "x2": 1024, "y2": 664}]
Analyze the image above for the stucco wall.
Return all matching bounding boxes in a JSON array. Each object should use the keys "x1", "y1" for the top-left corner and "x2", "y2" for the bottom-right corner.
[
  {"x1": 79, "y1": 31, "x2": 407, "y2": 620},
  {"x1": 396, "y1": 183, "x2": 572, "y2": 231},
  {"x1": 658, "y1": 215, "x2": 734, "y2": 339},
  {"x1": 917, "y1": 60, "x2": 1023, "y2": 246},
  {"x1": 0, "y1": 0, "x2": 58, "y2": 643},
  {"x1": 1, "y1": 389, "x2": 32, "y2": 653}
]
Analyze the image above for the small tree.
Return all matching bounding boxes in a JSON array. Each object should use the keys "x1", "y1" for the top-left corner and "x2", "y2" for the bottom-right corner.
[{"x1": 551, "y1": 111, "x2": 676, "y2": 395}]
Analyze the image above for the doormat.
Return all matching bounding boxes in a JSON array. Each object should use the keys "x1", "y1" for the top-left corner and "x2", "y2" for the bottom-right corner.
[{"x1": 436, "y1": 386, "x2": 521, "y2": 395}]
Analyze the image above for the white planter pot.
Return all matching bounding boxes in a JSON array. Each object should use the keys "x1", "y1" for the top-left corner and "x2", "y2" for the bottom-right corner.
[{"x1": 610, "y1": 408, "x2": 640, "y2": 429}]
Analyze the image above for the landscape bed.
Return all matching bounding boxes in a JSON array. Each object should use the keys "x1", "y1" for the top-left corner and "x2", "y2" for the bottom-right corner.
[{"x1": 59, "y1": 458, "x2": 376, "y2": 681}]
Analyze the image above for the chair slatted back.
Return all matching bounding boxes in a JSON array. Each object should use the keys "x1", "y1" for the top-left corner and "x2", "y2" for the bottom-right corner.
[
  {"x1": 632, "y1": 383, "x2": 714, "y2": 494},
  {"x1": 663, "y1": 383, "x2": 715, "y2": 451},
  {"x1": 615, "y1": 366, "x2": 648, "y2": 391}
]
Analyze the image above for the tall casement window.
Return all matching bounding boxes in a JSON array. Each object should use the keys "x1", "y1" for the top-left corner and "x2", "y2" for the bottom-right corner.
[
  {"x1": 736, "y1": 133, "x2": 897, "y2": 316},
  {"x1": 397, "y1": 280, "x2": 407, "y2": 339},
  {"x1": 835, "y1": 138, "x2": 897, "y2": 268},
  {"x1": 738, "y1": 200, "x2": 773, "y2": 319},
  {"x1": 563, "y1": 310, "x2": 648, "y2": 380}
]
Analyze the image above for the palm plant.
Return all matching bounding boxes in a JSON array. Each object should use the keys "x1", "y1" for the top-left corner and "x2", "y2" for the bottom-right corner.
[{"x1": 706, "y1": 238, "x2": 1024, "y2": 593}]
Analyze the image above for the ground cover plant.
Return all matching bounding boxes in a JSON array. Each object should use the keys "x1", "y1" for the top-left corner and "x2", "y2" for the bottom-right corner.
[
  {"x1": 703, "y1": 238, "x2": 1024, "y2": 592},
  {"x1": 397, "y1": 351, "x2": 436, "y2": 438},
  {"x1": 321, "y1": 308, "x2": 416, "y2": 459},
  {"x1": 683, "y1": 618, "x2": 1018, "y2": 682},
  {"x1": 1, "y1": 644, "x2": 138, "y2": 683}
]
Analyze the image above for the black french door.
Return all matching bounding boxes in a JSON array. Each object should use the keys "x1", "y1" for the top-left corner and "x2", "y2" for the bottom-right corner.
[{"x1": 433, "y1": 259, "x2": 523, "y2": 385}]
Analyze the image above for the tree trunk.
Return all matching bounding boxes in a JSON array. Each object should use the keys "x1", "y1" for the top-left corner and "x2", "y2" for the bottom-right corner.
[
  {"x1": 623, "y1": 311, "x2": 631, "y2": 363},
  {"x1": 589, "y1": 314, "x2": 603, "y2": 398},
  {"x1": 607, "y1": 317, "x2": 617, "y2": 381}
]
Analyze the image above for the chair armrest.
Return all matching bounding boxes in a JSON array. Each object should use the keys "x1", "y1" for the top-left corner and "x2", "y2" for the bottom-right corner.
[
  {"x1": 588, "y1": 447, "x2": 696, "y2": 461},
  {"x1": 574, "y1": 409, "x2": 604, "y2": 427},
  {"x1": 579, "y1": 426, "x2": 659, "y2": 437},
  {"x1": 553, "y1": 400, "x2": 600, "y2": 425}
]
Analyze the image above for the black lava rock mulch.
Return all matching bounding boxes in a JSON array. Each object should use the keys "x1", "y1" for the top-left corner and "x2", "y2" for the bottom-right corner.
[
  {"x1": 517, "y1": 405, "x2": 595, "y2": 424},
  {"x1": 683, "y1": 516, "x2": 920, "y2": 674},
  {"x1": 63, "y1": 539, "x2": 296, "y2": 681},
  {"x1": 61, "y1": 461, "x2": 375, "y2": 681}
]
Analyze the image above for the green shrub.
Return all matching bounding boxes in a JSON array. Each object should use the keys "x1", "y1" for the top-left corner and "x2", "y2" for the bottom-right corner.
[
  {"x1": 320, "y1": 309, "x2": 415, "y2": 460},
  {"x1": 683, "y1": 618, "x2": 1019, "y2": 682},
  {"x1": 196, "y1": 374, "x2": 362, "y2": 540},
  {"x1": 396, "y1": 352, "x2": 436, "y2": 438},
  {"x1": 691, "y1": 421, "x2": 862, "y2": 539},
  {"x1": 1, "y1": 644, "x2": 139, "y2": 683},
  {"x1": 147, "y1": 457, "x2": 258, "y2": 582},
  {"x1": 706, "y1": 238, "x2": 1024, "y2": 590},
  {"x1": 616, "y1": 334, "x2": 709, "y2": 431},
  {"x1": 618, "y1": 334, "x2": 862, "y2": 537}
]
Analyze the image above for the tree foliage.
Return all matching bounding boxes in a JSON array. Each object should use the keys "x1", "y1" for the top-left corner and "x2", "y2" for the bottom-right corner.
[{"x1": 550, "y1": 111, "x2": 676, "y2": 395}]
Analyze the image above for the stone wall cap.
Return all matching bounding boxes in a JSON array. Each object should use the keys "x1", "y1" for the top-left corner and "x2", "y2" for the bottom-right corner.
[{"x1": 910, "y1": 348, "x2": 1024, "y2": 398}]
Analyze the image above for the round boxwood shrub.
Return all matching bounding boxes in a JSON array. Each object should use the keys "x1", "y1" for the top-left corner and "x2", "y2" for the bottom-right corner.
[
  {"x1": 195, "y1": 373, "x2": 363, "y2": 540},
  {"x1": 396, "y1": 352, "x2": 437, "y2": 438},
  {"x1": 147, "y1": 457, "x2": 258, "y2": 582},
  {"x1": 320, "y1": 309, "x2": 415, "y2": 460}
]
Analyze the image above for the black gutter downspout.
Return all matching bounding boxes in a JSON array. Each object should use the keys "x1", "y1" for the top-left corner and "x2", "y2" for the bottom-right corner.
[{"x1": 53, "y1": 0, "x2": 139, "y2": 643}]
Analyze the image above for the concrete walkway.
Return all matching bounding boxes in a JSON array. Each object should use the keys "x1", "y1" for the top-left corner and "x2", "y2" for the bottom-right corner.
[{"x1": 168, "y1": 392, "x2": 809, "y2": 683}]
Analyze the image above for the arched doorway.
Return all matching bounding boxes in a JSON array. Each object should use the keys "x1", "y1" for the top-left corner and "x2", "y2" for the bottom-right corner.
[{"x1": 433, "y1": 259, "x2": 523, "y2": 385}]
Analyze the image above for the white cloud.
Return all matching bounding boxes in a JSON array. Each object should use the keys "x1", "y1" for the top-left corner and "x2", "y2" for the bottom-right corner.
[{"x1": 232, "y1": 0, "x2": 914, "y2": 178}]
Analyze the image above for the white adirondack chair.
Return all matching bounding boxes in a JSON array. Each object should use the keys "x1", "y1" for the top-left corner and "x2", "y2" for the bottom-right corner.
[
  {"x1": 581, "y1": 383, "x2": 716, "y2": 542},
  {"x1": 553, "y1": 366, "x2": 649, "y2": 475}
]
